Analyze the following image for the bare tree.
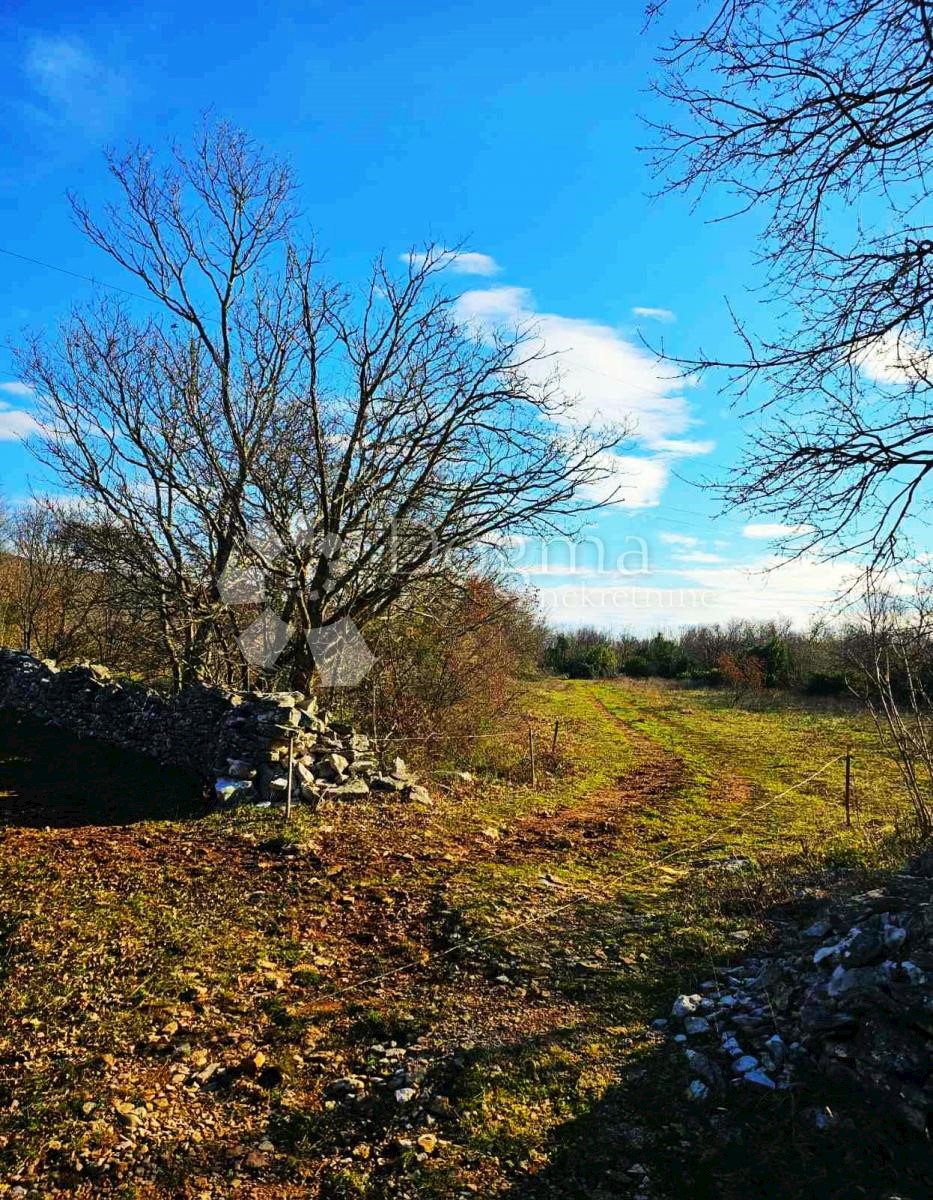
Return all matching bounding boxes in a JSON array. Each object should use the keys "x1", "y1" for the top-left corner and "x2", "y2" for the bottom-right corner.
[
  {"x1": 0, "y1": 500, "x2": 103, "y2": 659},
  {"x1": 14, "y1": 124, "x2": 621, "y2": 688},
  {"x1": 648, "y1": 0, "x2": 933, "y2": 563},
  {"x1": 344, "y1": 572, "x2": 544, "y2": 752},
  {"x1": 0, "y1": 494, "x2": 14, "y2": 646},
  {"x1": 849, "y1": 575, "x2": 933, "y2": 836}
]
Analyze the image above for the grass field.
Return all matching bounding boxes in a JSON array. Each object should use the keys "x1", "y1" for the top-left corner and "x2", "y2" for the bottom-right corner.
[{"x1": 0, "y1": 679, "x2": 922, "y2": 1199}]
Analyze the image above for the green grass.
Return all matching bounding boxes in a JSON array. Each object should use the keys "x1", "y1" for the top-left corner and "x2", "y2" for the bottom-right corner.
[
  {"x1": 442, "y1": 678, "x2": 905, "y2": 944},
  {"x1": 402, "y1": 679, "x2": 917, "y2": 1196},
  {"x1": 0, "y1": 681, "x2": 923, "y2": 1198},
  {"x1": 594, "y1": 678, "x2": 905, "y2": 848}
]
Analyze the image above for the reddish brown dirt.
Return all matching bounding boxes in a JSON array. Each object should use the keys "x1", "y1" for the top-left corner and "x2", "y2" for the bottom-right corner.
[{"x1": 488, "y1": 756, "x2": 688, "y2": 866}]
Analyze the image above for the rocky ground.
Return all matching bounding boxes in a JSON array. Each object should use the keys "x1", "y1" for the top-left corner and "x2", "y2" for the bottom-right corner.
[
  {"x1": 0, "y1": 678, "x2": 930, "y2": 1198},
  {"x1": 214, "y1": 688, "x2": 432, "y2": 808},
  {"x1": 662, "y1": 849, "x2": 932, "y2": 1121},
  {"x1": 650, "y1": 849, "x2": 933, "y2": 1197}
]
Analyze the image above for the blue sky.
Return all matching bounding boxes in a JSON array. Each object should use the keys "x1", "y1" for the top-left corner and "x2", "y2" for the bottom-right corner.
[{"x1": 0, "y1": 0, "x2": 863, "y2": 631}]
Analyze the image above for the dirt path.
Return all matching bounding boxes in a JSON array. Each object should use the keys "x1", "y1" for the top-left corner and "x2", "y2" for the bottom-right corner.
[
  {"x1": 482, "y1": 753, "x2": 687, "y2": 867},
  {"x1": 589, "y1": 691, "x2": 662, "y2": 747},
  {"x1": 0, "y1": 681, "x2": 895, "y2": 1200}
]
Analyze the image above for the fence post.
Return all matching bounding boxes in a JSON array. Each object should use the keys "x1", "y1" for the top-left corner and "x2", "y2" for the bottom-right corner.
[
  {"x1": 528, "y1": 725, "x2": 537, "y2": 787},
  {"x1": 844, "y1": 745, "x2": 852, "y2": 827},
  {"x1": 551, "y1": 719, "x2": 560, "y2": 755},
  {"x1": 285, "y1": 730, "x2": 295, "y2": 825}
]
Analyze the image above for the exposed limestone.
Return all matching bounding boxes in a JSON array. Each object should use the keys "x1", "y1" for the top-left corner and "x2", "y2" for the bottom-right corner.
[{"x1": 659, "y1": 849, "x2": 933, "y2": 1135}]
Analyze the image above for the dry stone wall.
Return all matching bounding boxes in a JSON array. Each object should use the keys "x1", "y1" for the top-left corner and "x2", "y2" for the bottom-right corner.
[{"x1": 0, "y1": 649, "x2": 427, "y2": 807}]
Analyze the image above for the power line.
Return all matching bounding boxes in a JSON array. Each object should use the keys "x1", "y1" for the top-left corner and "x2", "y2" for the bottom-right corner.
[
  {"x1": 0, "y1": 249, "x2": 738, "y2": 530},
  {"x1": 0, "y1": 247, "x2": 689, "y2": 403},
  {"x1": 639, "y1": 511, "x2": 720, "y2": 534},
  {"x1": 0, "y1": 246, "x2": 164, "y2": 309}
]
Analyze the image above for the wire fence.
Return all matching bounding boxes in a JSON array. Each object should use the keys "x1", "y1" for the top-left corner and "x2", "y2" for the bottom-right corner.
[
  {"x1": 277, "y1": 681, "x2": 926, "y2": 1004},
  {"x1": 379, "y1": 717, "x2": 879, "y2": 815},
  {"x1": 314, "y1": 745, "x2": 861, "y2": 1004}
]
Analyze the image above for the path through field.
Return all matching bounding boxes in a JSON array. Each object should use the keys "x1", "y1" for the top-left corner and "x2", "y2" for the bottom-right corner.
[{"x1": 0, "y1": 681, "x2": 918, "y2": 1199}]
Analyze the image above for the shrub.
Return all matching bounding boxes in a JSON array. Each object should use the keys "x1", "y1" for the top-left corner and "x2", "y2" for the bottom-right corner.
[
  {"x1": 339, "y1": 576, "x2": 544, "y2": 762},
  {"x1": 718, "y1": 651, "x2": 765, "y2": 701},
  {"x1": 804, "y1": 671, "x2": 848, "y2": 696}
]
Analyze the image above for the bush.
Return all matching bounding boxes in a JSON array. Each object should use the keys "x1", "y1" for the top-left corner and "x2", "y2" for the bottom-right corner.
[
  {"x1": 748, "y1": 633, "x2": 792, "y2": 688},
  {"x1": 582, "y1": 644, "x2": 617, "y2": 678},
  {"x1": 339, "y1": 576, "x2": 544, "y2": 761},
  {"x1": 680, "y1": 665, "x2": 722, "y2": 686},
  {"x1": 718, "y1": 651, "x2": 765, "y2": 699},
  {"x1": 804, "y1": 671, "x2": 848, "y2": 696},
  {"x1": 540, "y1": 619, "x2": 853, "y2": 698}
]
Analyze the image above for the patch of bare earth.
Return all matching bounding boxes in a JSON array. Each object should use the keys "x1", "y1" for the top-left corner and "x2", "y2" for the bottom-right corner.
[
  {"x1": 0, "y1": 691, "x2": 775, "y2": 1199},
  {"x1": 487, "y1": 757, "x2": 688, "y2": 865}
]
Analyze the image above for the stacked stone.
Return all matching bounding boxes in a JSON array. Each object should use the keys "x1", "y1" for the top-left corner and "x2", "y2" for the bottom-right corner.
[
  {"x1": 0, "y1": 648, "x2": 430, "y2": 810},
  {"x1": 212, "y1": 690, "x2": 430, "y2": 806},
  {"x1": 658, "y1": 850, "x2": 933, "y2": 1133},
  {"x1": 0, "y1": 649, "x2": 231, "y2": 775}
]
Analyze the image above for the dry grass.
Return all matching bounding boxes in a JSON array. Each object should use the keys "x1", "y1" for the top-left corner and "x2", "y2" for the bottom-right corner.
[{"x1": 0, "y1": 680, "x2": 920, "y2": 1198}]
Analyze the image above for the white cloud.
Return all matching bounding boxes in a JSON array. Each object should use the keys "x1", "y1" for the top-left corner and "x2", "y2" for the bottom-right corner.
[
  {"x1": 858, "y1": 329, "x2": 932, "y2": 385},
  {"x1": 658, "y1": 531, "x2": 698, "y2": 547},
  {"x1": 632, "y1": 306, "x2": 675, "y2": 323},
  {"x1": 0, "y1": 401, "x2": 42, "y2": 441},
  {"x1": 582, "y1": 453, "x2": 669, "y2": 509},
  {"x1": 0, "y1": 382, "x2": 35, "y2": 398},
  {"x1": 23, "y1": 36, "x2": 128, "y2": 136},
  {"x1": 649, "y1": 437, "x2": 715, "y2": 456},
  {"x1": 742, "y1": 522, "x2": 813, "y2": 540},
  {"x1": 537, "y1": 553, "x2": 862, "y2": 633},
  {"x1": 668, "y1": 554, "x2": 861, "y2": 617},
  {"x1": 455, "y1": 285, "x2": 702, "y2": 453},
  {"x1": 671, "y1": 550, "x2": 725, "y2": 564},
  {"x1": 404, "y1": 249, "x2": 501, "y2": 277},
  {"x1": 455, "y1": 286, "x2": 527, "y2": 324}
]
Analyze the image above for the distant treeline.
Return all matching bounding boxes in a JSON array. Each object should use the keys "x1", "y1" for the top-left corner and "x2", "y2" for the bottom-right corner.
[{"x1": 543, "y1": 621, "x2": 852, "y2": 695}]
